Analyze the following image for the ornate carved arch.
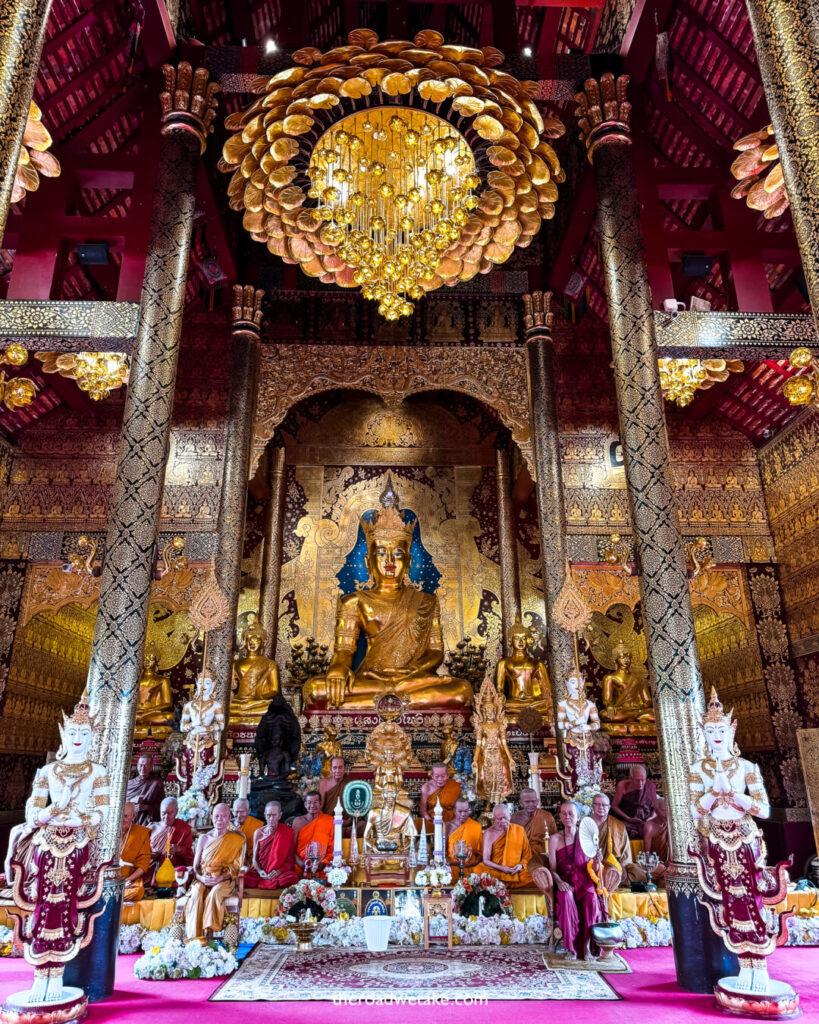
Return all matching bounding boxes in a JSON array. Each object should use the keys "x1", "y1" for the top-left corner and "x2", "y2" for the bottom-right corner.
[{"x1": 251, "y1": 344, "x2": 532, "y2": 474}]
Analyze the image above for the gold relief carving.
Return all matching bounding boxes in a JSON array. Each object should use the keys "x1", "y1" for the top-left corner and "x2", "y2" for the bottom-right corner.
[
  {"x1": 475, "y1": 301, "x2": 518, "y2": 344},
  {"x1": 0, "y1": 301, "x2": 139, "y2": 342},
  {"x1": 797, "y1": 729, "x2": 819, "y2": 854},
  {"x1": 21, "y1": 562, "x2": 212, "y2": 627},
  {"x1": 252, "y1": 345, "x2": 531, "y2": 476},
  {"x1": 425, "y1": 302, "x2": 465, "y2": 344}
]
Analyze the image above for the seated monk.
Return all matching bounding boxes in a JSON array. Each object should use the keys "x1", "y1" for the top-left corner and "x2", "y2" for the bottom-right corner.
[
  {"x1": 420, "y1": 763, "x2": 461, "y2": 824},
  {"x1": 643, "y1": 796, "x2": 669, "y2": 876},
  {"x1": 232, "y1": 797, "x2": 263, "y2": 876},
  {"x1": 589, "y1": 792, "x2": 645, "y2": 888},
  {"x1": 185, "y1": 803, "x2": 246, "y2": 940},
  {"x1": 319, "y1": 757, "x2": 353, "y2": 836},
  {"x1": 611, "y1": 764, "x2": 660, "y2": 840},
  {"x1": 482, "y1": 804, "x2": 553, "y2": 918},
  {"x1": 510, "y1": 787, "x2": 557, "y2": 872},
  {"x1": 302, "y1": 478, "x2": 472, "y2": 710},
  {"x1": 549, "y1": 801, "x2": 606, "y2": 961},
  {"x1": 120, "y1": 801, "x2": 151, "y2": 902},
  {"x1": 445, "y1": 798, "x2": 484, "y2": 880},
  {"x1": 293, "y1": 791, "x2": 335, "y2": 877},
  {"x1": 126, "y1": 754, "x2": 165, "y2": 825},
  {"x1": 249, "y1": 801, "x2": 300, "y2": 890},
  {"x1": 149, "y1": 797, "x2": 194, "y2": 886}
]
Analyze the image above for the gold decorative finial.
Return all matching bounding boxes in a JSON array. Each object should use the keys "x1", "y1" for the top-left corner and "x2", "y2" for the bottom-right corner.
[
  {"x1": 522, "y1": 291, "x2": 554, "y2": 332},
  {"x1": 360, "y1": 473, "x2": 416, "y2": 546},
  {"x1": 160, "y1": 62, "x2": 220, "y2": 154},
  {"x1": 575, "y1": 72, "x2": 632, "y2": 160},
  {"x1": 231, "y1": 285, "x2": 265, "y2": 337}
]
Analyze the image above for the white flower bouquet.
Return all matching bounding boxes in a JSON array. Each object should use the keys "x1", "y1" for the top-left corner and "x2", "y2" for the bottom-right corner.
[
  {"x1": 415, "y1": 864, "x2": 452, "y2": 887},
  {"x1": 177, "y1": 787, "x2": 209, "y2": 825},
  {"x1": 133, "y1": 938, "x2": 238, "y2": 980}
]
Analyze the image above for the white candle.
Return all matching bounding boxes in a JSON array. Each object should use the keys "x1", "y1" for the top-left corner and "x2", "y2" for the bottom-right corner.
[
  {"x1": 433, "y1": 798, "x2": 444, "y2": 863},
  {"x1": 333, "y1": 798, "x2": 343, "y2": 861},
  {"x1": 528, "y1": 752, "x2": 541, "y2": 798},
  {"x1": 238, "y1": 753, "x2": 251, "y2": 799}
]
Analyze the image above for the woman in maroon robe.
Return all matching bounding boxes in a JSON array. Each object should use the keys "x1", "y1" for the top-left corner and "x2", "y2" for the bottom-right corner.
[
  {"x1": 548, "y1": 802, "x2": 606, "y2": 960},
  {"x1": 249, "y1": 801, "x2": 299, "y2": 889}
]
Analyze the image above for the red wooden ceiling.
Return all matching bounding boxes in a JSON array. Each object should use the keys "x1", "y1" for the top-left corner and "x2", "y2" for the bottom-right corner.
[{"x1": 0, "y1": 0, "x2": 809, "y2": 443}]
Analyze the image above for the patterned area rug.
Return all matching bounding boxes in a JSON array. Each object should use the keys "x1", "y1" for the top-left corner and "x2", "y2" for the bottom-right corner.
[
  {"x1": 210, "y1": 945, "x2": 620, "y2": 1001},
  {"x1": 543, "y1": 951, "x2": 632, "y2": 974}
]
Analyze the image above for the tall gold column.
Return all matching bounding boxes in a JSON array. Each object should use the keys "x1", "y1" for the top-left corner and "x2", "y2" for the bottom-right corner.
[
  {"x1": 210, "y1": 286, "x2": 263, "y2": 717},
  {"x1": 0, "y1": 0, "x2": 52, "y2": 243},
  {"x1": 523, "y1": 291, "x2": 573, "y2": 752},
  {"x1": 576, "y1": 73, "x2": 733, "y2": 992},
  {"x1": 73, "y1": 64, "x2": 219, "y2": 1002},
  {"x1": 495, "y1": 445, "x2": 522, "y2": 655},
  {"x1": 745, "y1": 0, "x2": 819, "y2": 328},
  {"x1": 260, "y1": 444, "x2": 286, "y2": 660}
]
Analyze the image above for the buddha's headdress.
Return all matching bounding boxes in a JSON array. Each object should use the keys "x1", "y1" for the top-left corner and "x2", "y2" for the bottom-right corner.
[
  {"x1": 701, "y1": 686, "x2": 734, "y2": 728},
  {"x1": 612, "y1": 641, "x2": 632, "y2": 661},
  {"x1": 509, "y1": 615, "x2": 534, "y2": 643},
  {"x1": 243, "y1": 619, "x2": 268, "y2": 645},
  {"x1": 360, "y1": 474, "x2": 416, "y2": 547}
]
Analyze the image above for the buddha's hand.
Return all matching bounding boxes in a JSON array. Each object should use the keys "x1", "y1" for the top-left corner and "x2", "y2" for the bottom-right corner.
[{"x1": 326, "y1": 666, "x2": 352, "y2": 707}]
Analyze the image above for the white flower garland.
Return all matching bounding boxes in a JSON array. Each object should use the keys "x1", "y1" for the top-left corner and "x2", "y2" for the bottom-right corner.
[
  {"x1": 278, "y1": 878, "x2": 338, "y2": 919},
  {"x1": 451, "y1": 872, "x2": 513, "y2": 917},
  {"x1": 133, "y1": 939, "x2": 237, "y2": 980}
]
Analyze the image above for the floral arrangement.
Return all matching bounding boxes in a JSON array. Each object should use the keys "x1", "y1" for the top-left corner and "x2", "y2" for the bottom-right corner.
[
  {"x1": 787, "y1": 912, "x2": 819, "y2": 946},
  {"x1": 133, "y1": 939, "x2": 237, "y2": 980},
  {"x1": 177, "y1": 787, "x2": 210, "y2": 825},
  {"x1": 415, "y1": 864, "x2": 452, "y2": 887},
  {"x1": 452, "y1": 872, "x2": 512, "y2": 917},
  {"x1": 326, "y1": 861, "x2": 350, "y2": 888},
  {"x1": 453, "y1": 771, "x2": 477, "y2": 804},
  {"x1": 616, "y1": 915, "x2": 672, "y2": 948},
  {"x1": 278, "y1": 879, "x2": 337, "y2": 921},
  {"x1": 570, "y1": 785, "x2": 601, "y2": 817},
  {"x1": 0, "y1": 925, "x2": 20, "y2": 957},
  {"x1": 295, "y1": 773, "x2": 322, "y2": 798}
]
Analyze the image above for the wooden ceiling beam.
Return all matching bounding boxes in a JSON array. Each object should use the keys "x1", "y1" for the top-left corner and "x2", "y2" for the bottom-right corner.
[
  {"x1": 675, "y1": 2, "x2": 760, "y2": 83},
  {"x1": 671, "y1": 53, "x2": 752, "y2": 133},
  {"x1": 61, "y1": 80, "x2": 148, "y2": 152}
]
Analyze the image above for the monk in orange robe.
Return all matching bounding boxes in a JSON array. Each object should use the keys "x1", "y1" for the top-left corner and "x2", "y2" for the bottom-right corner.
[
  {"x1": 420, "y1": 763, "x2": 461, "y2": 824},
  {"x1": 293, "y1": 792, "x2": 335, "y2": 877},
  {"x1": 251, "y1": 801, "x2": 300, "y2": 889},
  {"x1": 233, "y1": 797, "x2": 263, "y2": 850},
  {"x1": 446, "y1": 798, "x2": 484, "y2": 880},
  {"x1": 185, "y1": 803, "x2": 246, "y2": 939},
  {"x1": 483, "y1": 804, "x2": 553, "y2": 917},
  {"x1": 120, "y1": 801, "x2": 152, "y2": 902},
  {"x1": 511, "y1": 788, "x2": 557, "y2": 871}
]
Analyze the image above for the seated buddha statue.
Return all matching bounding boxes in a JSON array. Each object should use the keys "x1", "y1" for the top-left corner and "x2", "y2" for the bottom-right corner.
[
  {"x1": 495, "y1": 616, "x2": 554, "y2": 719},
  {"x1": 601, "y1": 642, "x2": 655, "y2": 736},
  {"x1": 230, "y1": 619, "x2": 281, "y2": 728},
  {"x1": 303, "y1": 477, "x2": 473, "y2": 710},
  {"x1": 135, "y1": 644, "x2": 174, "y2": 740}
]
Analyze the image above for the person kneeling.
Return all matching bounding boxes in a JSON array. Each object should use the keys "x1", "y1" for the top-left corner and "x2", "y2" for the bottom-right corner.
[
  {"x1": 185, "y1": 803, "x2": 246, "y2": 940},
  {"x1": 548, "y1": 801, "x2": 606, "y2": 961},
  {"x1": 250, "y1": 801, "x2": 299, "y2": 890}
]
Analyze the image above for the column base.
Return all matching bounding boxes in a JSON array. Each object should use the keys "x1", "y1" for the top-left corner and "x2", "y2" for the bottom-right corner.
[
  {"x1": 668, "y1": 882, "x2": 738, "y2": 993},
  {"x1": 63, "y1": 873, "x2": 124, "y2": 1003}
]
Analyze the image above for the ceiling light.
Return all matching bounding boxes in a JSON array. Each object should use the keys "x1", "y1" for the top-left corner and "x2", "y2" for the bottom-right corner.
[
  {"x1": 522, "y1": 46, "x2": 532, "y2": 57},
  {"x1": 265, "y1": 39, "x2": 278, "y2": 54}
]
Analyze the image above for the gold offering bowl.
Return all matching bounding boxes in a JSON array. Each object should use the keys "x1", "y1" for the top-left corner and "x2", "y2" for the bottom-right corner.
[{"x1": 290, "y1": 921, "x2": 319, "y2": 952}]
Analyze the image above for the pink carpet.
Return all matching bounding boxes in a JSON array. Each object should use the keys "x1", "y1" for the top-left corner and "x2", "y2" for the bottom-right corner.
[{"x1": 1, "y1": 948, "x2": 816, "y2": 1022}]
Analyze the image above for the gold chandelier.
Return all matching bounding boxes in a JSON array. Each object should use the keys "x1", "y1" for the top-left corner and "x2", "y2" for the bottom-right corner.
[
  {"x1": 221, "y1": 28, "x2": 564, "y2": 318},
  {"x1": 36, "y1": 351, "x2": 129, "y2": 401},
  {"x1": 782, "y1": 347, "x2": 818, "y2": 407},
  {"x1": 0, "y1": 345, "x2": 39, "y2": 410},
  {"x1": 658, "y1": 357, "x2": 744, "y2": 407}
]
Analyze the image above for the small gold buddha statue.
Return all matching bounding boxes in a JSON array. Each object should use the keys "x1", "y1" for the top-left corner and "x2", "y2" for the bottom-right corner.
[
  {"x1": 601, "y1": 642, "x2": 655, "y2": 736},
  {"x1": 303, "y1": 476, "x2": 472, "y2": 710},
  {"x1": 363, "y1": 712, "x2": 416, "y2": 855},
  {"x1": 495, "y1": 616, "x2": 553, "y2": 720},
  {"x1": 316, "y1": 724, "x2": 343, "y2": 777},
  {"x1": 230, "y1": 619, "x2": 281, "y2": 727},
  {"x1": 135, "y1": 644, "x2": 174, "y2": 740}
]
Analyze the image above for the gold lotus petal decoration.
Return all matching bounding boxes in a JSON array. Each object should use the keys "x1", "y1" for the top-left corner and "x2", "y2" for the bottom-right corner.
[
  {"x1": 731, "y1": 124, "x2": 789, "y2": 221},
  {"x1": 658, "y1": 357, "x2": 744, "y2": 407},
  {"x1": 12, "y1": 102, "x2": 60, "y2": 204},
  {"x1": 222, "y1": 29, "x2": 564, "y2": 318}
]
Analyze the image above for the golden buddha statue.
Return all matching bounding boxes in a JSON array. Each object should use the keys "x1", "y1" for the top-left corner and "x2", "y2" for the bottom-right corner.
[
  {"x1": 601, "y1": 642, "x2": 655, "y2": 736},
  {"x1": 472, "y1": 677, "x2": 515, "y2": 802},
  {"x1": 303, "y1": 477, "x2": 473, "y2": 710},
  {"x1": 362, "y1": 705, "x2": 416, "y2": 855},
  {"x1": 135, "y1": 644, "x2": 174, "y2": 740},
  {"x1": 495, "y1": 616, "x2": 553, "y2": 719},
  {"x1": 230, "y1": 619, "x2": 281, "y2": 727},
  {"x1": 316, "y1": 724, "x2": 343, "y2": 777}
]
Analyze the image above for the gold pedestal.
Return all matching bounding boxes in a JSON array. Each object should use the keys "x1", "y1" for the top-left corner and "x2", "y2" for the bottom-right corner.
[
  {"x1": 364, "y1": 853, "x2": 410, "y2": 886},
  {"x1": 423, "y1": 891, "x2": 453, "y2": 950},
  {"x1": 290, "y1": 921, "x2": 318, "y2": 952}
]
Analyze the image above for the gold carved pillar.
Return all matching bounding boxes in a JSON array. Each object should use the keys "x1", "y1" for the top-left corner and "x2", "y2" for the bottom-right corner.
[
  {"x1": 0, "y1": 0, "x2": 52, "y2": 243},
  {"x1": 523, "y1": 291, "x2": 573, "y2": 756},
  {"x1": 576, "y1": 73, "x2": 733, "y2": 992},
  {"x1": 75, "y1": 64, "x2": 219, "y2": 1003},
  {"x1": 745, "y1": 0, "x2": 819, "y2": 329},
  {"x1": 495, "y1": 445, "x2": 521, "y2": 655},
  {"x1": 260, "y1": 444, "x2": 286, "y2": 660},
  {"x1": 210, "y1": 285, "x2": 263, "y2": 715}
]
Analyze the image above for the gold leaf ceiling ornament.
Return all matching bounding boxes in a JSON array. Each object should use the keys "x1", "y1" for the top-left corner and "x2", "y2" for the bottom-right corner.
[
  {"x1": 12, "y1": 102, "x2": 61, "y2": 204},
  {"x1": 658, "y1": 357, "x2": 744, "y2": 408},
  {"x1": 730, "y1": 124, "x2": 788, "y2": 220},
  {"x1": 220, "y1": 29, "x2": 565, "y2": 318}
]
